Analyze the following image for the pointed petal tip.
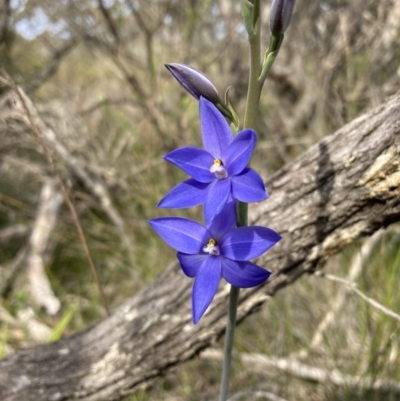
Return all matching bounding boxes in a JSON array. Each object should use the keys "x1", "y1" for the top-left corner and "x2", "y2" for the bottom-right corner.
[
  {"x1": 192, "y1": 314, "x2": 201, "y2": 324},
  {"x1": 156, "y1": 194, "x2": 170, "y2": 208},
  {"x1": 148, "y1": 218, "x2": 157, "y2": 229},
  {"x1": 157, "y1": 179, "x2": 209, "y2": 209},
  {"x1": 191, "y1": 257, "x2": 221, "y2": 325}
]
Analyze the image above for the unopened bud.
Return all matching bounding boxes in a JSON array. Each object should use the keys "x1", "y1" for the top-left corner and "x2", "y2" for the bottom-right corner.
[
  {"x1": 165, "y1": 63, "x2": 220, "y2": 103},
  {"x1": 270, "y1": 0, "x2": 295, "y2": 34}
]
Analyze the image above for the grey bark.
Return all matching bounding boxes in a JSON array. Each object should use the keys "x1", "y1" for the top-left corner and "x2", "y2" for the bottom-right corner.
[{"x1": 0, "y1": 92, "x2": 399, "y2": 401}]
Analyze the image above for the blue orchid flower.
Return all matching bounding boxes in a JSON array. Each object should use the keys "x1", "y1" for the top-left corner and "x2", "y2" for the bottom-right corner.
[
  {"x1": 158, "y1": 97, "x2": 267, "y2": 224},
  {"x1": 149, "y1": 204, "x2": 281, "y2": 324}
]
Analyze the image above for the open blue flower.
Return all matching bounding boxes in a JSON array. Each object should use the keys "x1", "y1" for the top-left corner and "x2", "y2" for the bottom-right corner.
[
  {"x1": 158, "y1": 97, "x2": 267, "y2": 224},
  {"x1": 149, "y1": 205, "x2": 281, "y2": 324}
]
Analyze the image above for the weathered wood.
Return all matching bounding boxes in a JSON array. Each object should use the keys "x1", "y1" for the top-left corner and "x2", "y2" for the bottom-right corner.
[{"x1": 0, "y1": 93, "x2": 399, "y2": 401}]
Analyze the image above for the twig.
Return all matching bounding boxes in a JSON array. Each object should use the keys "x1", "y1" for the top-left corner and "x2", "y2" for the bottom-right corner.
[
  {"x1": 293, "y1": 229, "x2": 386, "y2": 359},
  {"x1": 0, "y1": 305, "x2": 18, "y2": 327},
  {"x1": 2, "y1": 77, "x2": 135, "y2": 267},
  {"x1": 17, "y1": 307, "x2": 52, "y2": 343},
  {"x1": 23, "y1": 90, "x2": 134, "y2": 267},
  {"x1": 316, "y1": 271, "x2": 400, "y2": 322},
  {"x1": 0, "y1": 246, "x2": 29, "y2": 297},
  {"x1": 202, "y1": 349, "x2": 400, "y2": 394},
  {"x1": 97, "y1": 0, "x2": 120, "y2": 44},
  {"x1": 0, "y1": 0, "x2": 10, "y2": 43},
  {"x1": 0, "y1": 224, "x2": 29, "y2": 244},
  {"x1": 0, "y1": 71, "x2": 110, "y2": 316},
  {"x1": 23, "y1": 39, "x2": 77, "y2": 94},
  {"x1": 27, "y1": 179, "x2": 63, "y2": 315},
  {"x1": 227, "y1": 391, "x2": 289, "y2": 401}
]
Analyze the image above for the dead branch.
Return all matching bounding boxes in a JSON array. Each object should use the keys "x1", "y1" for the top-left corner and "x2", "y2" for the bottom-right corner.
[
  {"x1": 0, "y1": 246, "x2": 29, "y2": 298},
  {"x1": 0, "y1": 76, "x2": 111, "y2": 316},
  {"x1": 10, "y1": 87, "x2": 135, "y2": 265},
  {"x1": 203, "y1": 349, "x2": 400, "y2": 395},
  {"x1": 27, "y1": 179, "x2": 63, "y2": 315},
  {"x1": 0, "y1": 92, "x2": 399, "y2": 401},
  {"x1": 16, "y1": 307, "x2": 52, "y2": 343},
  {"x1": 0, "y1": 224, "x2": 29, "y2": 244},
  {"x1": 227, "y1": 390, "x2": 289, "y2": 401},
  {"x1": 315, "y1": 271, "x2": 400, "y2": 322},
  {"x1": 293, "y1": 229, "x2": 386, "y2": 359},
  {"x1": 0, "y1": 0, "x2": 10, "y2": 44},
  {"x1": 97, "y1": 0, "x2": 120, "y2": 44},
  {"x1": 23, "y1": 39, "x2": 78, "y2": 95}
]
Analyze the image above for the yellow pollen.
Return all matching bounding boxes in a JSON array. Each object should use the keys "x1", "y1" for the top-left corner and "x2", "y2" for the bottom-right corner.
[
  {"x1": 207, "y1": 238, "x2": 217, "y2": 247},
  {"x1": 213, "y1": 159, "x2": 222, "y2": 167}
]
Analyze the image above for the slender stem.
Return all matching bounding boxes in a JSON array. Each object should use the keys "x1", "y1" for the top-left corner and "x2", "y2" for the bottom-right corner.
[
  {"x1": 218, "y1": 285, "x2": 240, "y2": 401},
  {"x1": 237, "y1": 202, "x2": 248, "y2": 227},
  {"x1": 220, "y1": 3, "x2": 284, "y2": 399},
  {"x1": 219, "y1": 2, "x2": 262, "y2": 400},
  {"x1": 219, "y1": 201, "x2": 247, "y2": 401},
  {"x1": 244, "y1": 0, "x2": 262, "y2": 130}
]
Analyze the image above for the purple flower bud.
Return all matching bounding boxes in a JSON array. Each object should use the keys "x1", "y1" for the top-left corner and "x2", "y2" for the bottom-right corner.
[
  {"x1": 270, "y1": 0, "x2": 295, "y2": 34},
  {"x1": 165, "y1": 63, "x2": 220, "y2": 103}
]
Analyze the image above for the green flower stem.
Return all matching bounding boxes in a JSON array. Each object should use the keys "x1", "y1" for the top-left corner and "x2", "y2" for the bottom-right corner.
[
  {"x1": 219, "y1": 200, "x2": 248, "y2": 401},
  {"x1": 218, "y1": 285, "x2": 240, "y2": 401},
  {"x1": 219, "y1": 1, "x2": 262, "y2": 399},
  {"x1": 244, "y1": 0, "x2": 262, "y2": 130},
  {"x1": 237, "y1": 201, "x2": 248, "y2": 227},
  {"x1": 220, "y1": 3, "x2": 283, "y2": 400}
]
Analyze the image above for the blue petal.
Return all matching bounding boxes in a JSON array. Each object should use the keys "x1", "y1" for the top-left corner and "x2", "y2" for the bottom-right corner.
[
  {"x1": 220, "y1": 226, "x2": 281, "y2": 261},
  {"x1": 226, "y1": 129, "x2": 256, "y2": 176},
  {"x1": 207, "y1": 197, "x2": 237, "y2": 238},
  {"x1": 231, "y1": 168, "x2": 268, "y2": 203},
  {"x1": 222, "y1": 258, "x2": 271, "y2": 288},
  {"x1": 177, "y1": 252, "x2": 208, "y2": 277},
  {"x1": 149, "y1": 217, "x2": 209, "y2": 254},
  {"x1": 204, "y1": 178, "x2": 231, "y2": 226},
  {"x1": 158, "y1": 179, "x2": 209, "y2": 208},
  {"x1": 164, "y1": 147, "x2": 215, "y2": 183},
  {"x1": 192, "y1": 256, "x2": 222, "y2": 324},
  {"x1": 199, "y1": 97, "x2": 232, "y2": 160}
]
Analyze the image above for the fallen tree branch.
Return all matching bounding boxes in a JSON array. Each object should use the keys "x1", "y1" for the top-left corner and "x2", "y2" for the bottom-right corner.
[{"x1": 0, "y1": 92, "x2": 399, "y2": 401}]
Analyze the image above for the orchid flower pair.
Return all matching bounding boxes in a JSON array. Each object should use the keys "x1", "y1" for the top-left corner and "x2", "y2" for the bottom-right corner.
[{"x1": 150, "y1": 88, "x2": 281, "y2": 324}]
